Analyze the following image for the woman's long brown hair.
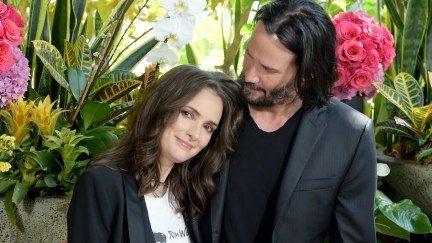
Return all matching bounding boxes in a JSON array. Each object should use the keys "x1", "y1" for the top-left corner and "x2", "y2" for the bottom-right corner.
[{"x1": 91, "y1": 65, "x2": 243, "y2": 221}]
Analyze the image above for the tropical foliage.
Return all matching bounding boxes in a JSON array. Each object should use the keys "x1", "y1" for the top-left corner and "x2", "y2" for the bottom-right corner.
[{"x1": 0, "y1": 0, "x2": 207, "y2": 224}]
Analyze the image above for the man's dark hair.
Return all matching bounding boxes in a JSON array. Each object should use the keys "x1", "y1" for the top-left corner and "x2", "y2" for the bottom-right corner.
[{"x1": 255, "y1": 0, "x2": 338, "y2": 109}]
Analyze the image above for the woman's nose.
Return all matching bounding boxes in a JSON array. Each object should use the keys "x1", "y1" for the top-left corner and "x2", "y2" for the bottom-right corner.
[{"x1": 186, "y1": 123, "x2": 200, "y2": 141}]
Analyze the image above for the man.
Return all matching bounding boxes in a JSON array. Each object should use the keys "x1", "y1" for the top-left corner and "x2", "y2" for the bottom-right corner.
[{"x1": 199, "y1": 0, "x2": 377, "y2": 242}]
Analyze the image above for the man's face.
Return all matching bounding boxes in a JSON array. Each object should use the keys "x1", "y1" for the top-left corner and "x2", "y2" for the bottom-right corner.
[{"x1": 242, "y1": 21, "x2": 298, "y2": 107}]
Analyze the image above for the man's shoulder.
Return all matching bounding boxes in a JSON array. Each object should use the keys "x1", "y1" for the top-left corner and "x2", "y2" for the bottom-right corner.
[{"x1": 309, "y1": 98, "x2": 371, "y2": 130}]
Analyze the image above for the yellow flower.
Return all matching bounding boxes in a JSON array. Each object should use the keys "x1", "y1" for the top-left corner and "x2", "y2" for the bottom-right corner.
[
  {"x1": 31, "y1": 96, "x2": 66, "y2": 136},
  {"x1": 0, "y1": 97, "x2": 34, "y2": 145},
  {"x1": 0, "y1": 162, "x2": 12, "y2": 172},
  {"x1": 0, "y1": 134, "x2": 16, "y2": 156}
]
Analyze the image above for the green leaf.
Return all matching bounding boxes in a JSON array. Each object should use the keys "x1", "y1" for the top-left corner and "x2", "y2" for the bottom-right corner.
[
  {"x1": 33, "y1": 40, "x2": 69, "y2": 90},
  {"x1": 0, "y1": 178, "x2": 17, "y2": 195},
  {"x1": 375, "y1": 213, "x2": 410, "y2": 240},
  {"x1": 416, "y1": 147, "x2": 432, "y2": 162},
  {"x1": 71, "y1": 0, "x2": 87, "y2": 43},
  {"x1": 51, "y1": 0, "x2": 71, "y2": 56},
  {"x1": 94, "y1": 10, "x2": 103, "y2": 35},
  {"x1": 113, "y1": 38, "x2": 159, "y2": 71},
  {"x1": 22, "y1": 151, "x2": 58, "y2": 173},
  {"x1": 5, "y1": 189, "x2": 16, "y2": 224},
  {"x1": 401, "y1": 0, "x2": 428, "y2": 75},
  {"x1": 104, "y1": 70, "x2": 137, "y2": 82},
  {"x1": 374, "y1": 72, "x2": 423, "y2": 124},
  {"x1": 412, "y1": 104, "x2": 432, "y2": 130},
  {"x1": 12, "y1": 182, "x2": 31, "y2": 205},
  {"x1": 374, "y1": 82, "x2": 411, "y2": 122},
  {"x1": 80, "y1": 101, "x2": 111, "y2": 130},
  {"x1": 375, "y1": 120, "x2": 416, "y2": 139},
  {"x1": 64, "y1": 40, "x2": 78, "y2": 68},
  {"x1": 393, "y1": 72, "x2": 423, "y2": 110},
  {"x1": 24, "y1": 0, "x2": 50, "y2": 64},
  {"x1": 185, "y1": 44, "x2": 197, "y2": 65},
  {"x1": 92, "y1": 79, "x2": 141, "y2": 103},
  {"x1": 75, "y1": 35, "x2": 93, "y2": 80},
  {"x1": 376, "y1": 191, "x2": 432, "y2": 234},
  {"x1": 68, "y1": 67, "x2": 87, "y2": 101},
  {"x1": 90, "y1": 77, "x2": 113, "y2": 97},
  {"x1": 44, "y1": 175, "x2": 58, "y2": 188},
  {"x1": 82, "y1": 126, "x2": 118, "y2": 156}
]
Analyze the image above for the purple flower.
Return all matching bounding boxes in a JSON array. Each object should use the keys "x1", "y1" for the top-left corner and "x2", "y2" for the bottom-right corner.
[{"x1": 0, "y1": 46, "x2": 30, "y2": 108}]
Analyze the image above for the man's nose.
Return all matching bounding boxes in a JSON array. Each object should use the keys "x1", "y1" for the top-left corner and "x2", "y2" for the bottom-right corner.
[{"x1": 244, "y1": 66, "x2": 259, "y2": 84}]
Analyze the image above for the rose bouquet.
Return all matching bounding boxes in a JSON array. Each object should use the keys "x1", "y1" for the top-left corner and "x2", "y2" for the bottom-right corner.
[
  {"x1": 331, "y1": 11, "x2": 395, "y2": 100},
  {"x1": 0, "y1": 2, "x2": 30, "y2": 108}
]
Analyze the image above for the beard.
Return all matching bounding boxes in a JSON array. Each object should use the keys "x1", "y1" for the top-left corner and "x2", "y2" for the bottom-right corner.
[{"x1": 239, "y1": 78, "x2": 297, "y2": 107}]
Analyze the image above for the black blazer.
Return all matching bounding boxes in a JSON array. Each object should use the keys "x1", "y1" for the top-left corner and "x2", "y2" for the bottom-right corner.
[
  {"x1": 200, "y1": 99, "x2": 377, "y2": 243},
  {"x1": 67, "y1": 166, "x2": 200, "y2": 243}
]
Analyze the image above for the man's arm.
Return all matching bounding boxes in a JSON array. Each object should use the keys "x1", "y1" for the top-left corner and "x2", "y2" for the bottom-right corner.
[{"x1": 330, "y1": 119, "x2": 377, "y2": 242}]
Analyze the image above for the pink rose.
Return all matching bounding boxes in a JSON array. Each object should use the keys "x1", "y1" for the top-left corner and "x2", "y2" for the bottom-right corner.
[
  {"x1": 0, "y1": 2, "x2": 8, "y2": 20},
  {"x1": 362, "y1": 22, "x2": 382, "y2": 42},
  {"x1": 0, "y1": 22, "x2": 4, "y2": 37},
  {"x1": 363, "y1": 49, "x2": 379, "y2": 70},
  {"x1": 380, "y1": 44, "x2": 396, "y2": 70},
  {"x1": 337, "y1": 40, "x2": 367, "y2": 63},
  {"x1": 381, "y1": 27, "x2": 394, "y2": 44},
  {"x1": 356, "y1": 11, "x2": 377, "y2": 24},
  {"x1": 336, "y1": 21, "x2": 362, "y2": 41},
  {"x1": 0, "y1": 41, "x2": 13, "y2": 71},
  {"x1": 1, "y1": 19, "x2": 22, "y2": 45},
  {"x1": 349, "y1": 68, "x2": 374, "y2": 91},
  {"x1": 5, "y1": 4, "x2": 25, "y2": 28},
  {"x1": 335, "y1": 63, "x2": 351, "y2": 86}
]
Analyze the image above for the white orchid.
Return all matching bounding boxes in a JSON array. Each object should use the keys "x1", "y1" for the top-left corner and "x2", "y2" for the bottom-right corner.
[
  {"x1": 377, "y1": 163, "x2": 390, "y2": 177},
  {"x1": 153, "y1": 16, "x2": 195, "y2": 50},
  {"x1": 146, "y1": 43, "x2": 178, "y2": 66},
  {"x1": 160, "y1": 0, "x2": 206, "y2": 17}
]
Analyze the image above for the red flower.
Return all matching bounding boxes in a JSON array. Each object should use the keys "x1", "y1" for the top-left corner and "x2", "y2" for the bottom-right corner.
[
  {"x1": 0, "y1": 41, "x2": 13, "y2": 71},
  {"x1": 0, "y1": 19, "x2": 22, "y2": 45},
  {"x1": 4, "y1": 4, "x2": 25, "y2": 28},
  {"x1": 331, "y1": 11, "x2": 395, "y2": 100}
]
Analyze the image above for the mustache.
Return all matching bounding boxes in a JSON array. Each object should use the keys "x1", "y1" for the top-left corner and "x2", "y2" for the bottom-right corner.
[{"x1": 239, "y1": 78, "x2": 265, "y2": 92}]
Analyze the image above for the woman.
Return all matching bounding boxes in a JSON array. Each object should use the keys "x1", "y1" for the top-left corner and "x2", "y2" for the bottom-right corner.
[{"x1": 67, "y1": 65, "x2": 243, "y2": 243}]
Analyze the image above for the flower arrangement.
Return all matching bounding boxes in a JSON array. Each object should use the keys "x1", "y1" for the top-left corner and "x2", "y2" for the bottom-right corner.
[
  {"x1": 0, "y1": 0, "x2": 208, "y2": 226},
  {"x1": 331, "y1": 11, "x2": 396, "y2": 100},
  {"x1": 0, "y1": 2, "x2": 30, "y2": 108}
]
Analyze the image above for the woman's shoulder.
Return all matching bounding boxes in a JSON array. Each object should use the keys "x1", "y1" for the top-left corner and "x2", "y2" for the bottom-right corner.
[{"x1": 77, "y1": 165, "x2": 129, "y2": 188}]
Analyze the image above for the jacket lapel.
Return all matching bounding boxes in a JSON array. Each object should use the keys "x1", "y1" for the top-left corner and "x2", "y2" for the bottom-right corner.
[
  {"x1": 273, "y1": 106, "x2": 328, "y2": 230},
  {"x1": 210, "y1": 161, "x2": 230, "y2": 243},
  {"x1": 122, "y1": 173, "x2": 155, "y2": 243}
]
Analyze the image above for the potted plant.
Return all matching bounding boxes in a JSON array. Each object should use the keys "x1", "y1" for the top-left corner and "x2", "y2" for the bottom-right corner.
[
  {"x1": 370, "y1": 0, "x2": 432, "y2": 224},
  {"x1": 0, "y1": 0, "x2": 207, "y2": 241}
]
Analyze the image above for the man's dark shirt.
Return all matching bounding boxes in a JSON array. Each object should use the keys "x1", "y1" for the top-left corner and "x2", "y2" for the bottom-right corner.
[{"x1": 222, "y1": 107, "x2": 303, "y2": 243}]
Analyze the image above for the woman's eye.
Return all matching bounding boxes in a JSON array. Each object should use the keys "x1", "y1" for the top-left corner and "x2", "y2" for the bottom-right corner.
[
  {"x1": 204, "y1": 125, "x2": 215, "y2": 133},
  {"x1": 181, "y1": 110, "x2": 193, "y2": 119}
]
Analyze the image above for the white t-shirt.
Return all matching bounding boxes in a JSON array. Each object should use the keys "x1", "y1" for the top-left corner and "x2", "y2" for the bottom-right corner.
[{"x1": 144, "y1": 192, "x2": 191, "y2": 243}]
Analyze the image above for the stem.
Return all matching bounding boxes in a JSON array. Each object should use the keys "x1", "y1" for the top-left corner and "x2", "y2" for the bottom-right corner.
[{"x1": 68, "y1": 0, "x2": 134, "y2": 124}]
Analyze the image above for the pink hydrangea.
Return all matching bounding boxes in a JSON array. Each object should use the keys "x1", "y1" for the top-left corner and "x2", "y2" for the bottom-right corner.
[
  {"x1": 331, "y1": 11, "x2": 396, "y2": 100},
  {"x1": 0, "y1": 46, "x2": 30, "y2": 108}
]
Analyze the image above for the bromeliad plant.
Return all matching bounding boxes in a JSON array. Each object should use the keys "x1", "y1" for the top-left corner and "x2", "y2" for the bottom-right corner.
[
  {"x1": 0, "y1": 0, "x2": 207, "y2": 224},
  {"x1": 0, "y1": 96, "x2": 117, "y2": 225}
]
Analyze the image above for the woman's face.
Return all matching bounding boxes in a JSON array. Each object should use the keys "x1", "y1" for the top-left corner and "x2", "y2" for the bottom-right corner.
[{"x1": 159, "y1": 87, "x2": 223, "y2": 168}]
